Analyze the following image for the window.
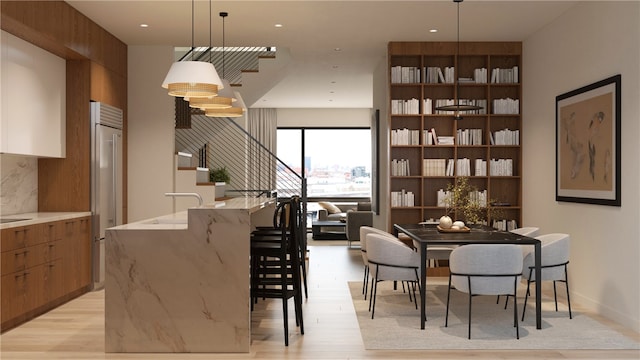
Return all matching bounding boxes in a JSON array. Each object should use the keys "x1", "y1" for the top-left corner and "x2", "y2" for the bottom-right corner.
[{"x1": 277, "y1": 128, "x2": 371, "y2": 199}]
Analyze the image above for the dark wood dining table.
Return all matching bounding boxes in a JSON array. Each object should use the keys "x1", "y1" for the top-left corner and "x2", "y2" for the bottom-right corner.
[{"x1": 393, "y1": 223, "x2": 543, "y2": 330}]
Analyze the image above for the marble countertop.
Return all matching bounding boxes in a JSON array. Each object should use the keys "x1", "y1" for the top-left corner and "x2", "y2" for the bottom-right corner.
[
  {"x1": 0, "y1": 212, "x2": 92, "y2": 230},
  {"x1": 107, "y1": 197, "x2": 276, "y2": 231}
]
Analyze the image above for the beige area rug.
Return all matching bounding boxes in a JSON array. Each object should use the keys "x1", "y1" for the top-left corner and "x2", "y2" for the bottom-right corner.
[{"x1": 349, "y1": 281, "x2": 640, "y2": 350}]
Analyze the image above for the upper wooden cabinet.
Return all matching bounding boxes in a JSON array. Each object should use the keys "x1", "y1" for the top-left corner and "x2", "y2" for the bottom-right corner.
[
  {"x1": 388, "y1": 42, "x2": 522, "y2": 231},
  {"x1": 0, "y1": 30, "x2": 66, "y2": 158}
]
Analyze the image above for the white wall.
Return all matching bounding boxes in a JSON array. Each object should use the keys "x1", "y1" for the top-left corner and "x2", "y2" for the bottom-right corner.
[
  {"x1": 127, "y1": 46, "x2": 176, "y2": 222},
  {"x1": 277, "y1": 108, "x2": 371, "y2": 127},
  {"x1": 523, "y1": 1, "x2": 640, "y2": 332}
]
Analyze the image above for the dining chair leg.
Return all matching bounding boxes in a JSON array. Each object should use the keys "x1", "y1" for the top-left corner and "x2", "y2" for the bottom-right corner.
[
  {"x1": 467, "y1": 276, "x2": 473, "y2": 340},
  {"x1": 371, "y1": 278, "x2": 379, "y2": 319},
  {"x1": 513, "y1": 277, "x2": 520, "y2": 339},
  {"x1": 445, "y1": 274, "x2": 452, "y2": 327},
  {"x1": 565, "y1": 265, "x2": 572, "y2": 319},
  {"x1": 362, "y1": 265, "x2": 369, "y2": 297}
]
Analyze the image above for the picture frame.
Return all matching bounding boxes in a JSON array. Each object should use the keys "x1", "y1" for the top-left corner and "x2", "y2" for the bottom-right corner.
[{"x1": 556, "y1": 74, "x2": 621, "y2": 206}]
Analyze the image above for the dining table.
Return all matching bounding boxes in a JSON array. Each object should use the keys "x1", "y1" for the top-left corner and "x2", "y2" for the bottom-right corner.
[{"x1": 393, "y1": 223, "x2": 543, "y2": 330}]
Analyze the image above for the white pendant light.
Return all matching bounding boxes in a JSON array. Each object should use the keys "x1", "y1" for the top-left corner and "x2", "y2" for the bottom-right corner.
[
  {"x1": 206, "y1": 91, "x2": 246, "y2": 118},
  {"x1": 187, "y1": 6, "x2": 236, "y2": 109},
  {"x1": 433, "y1": 0, "x2": 483, "y2": 120},
  {"x1": 161, "y1": 0, "x2": 223, "y2": 98},
  {"x1": 203, "y1": 11, "x2": 246, "y2": 117}
]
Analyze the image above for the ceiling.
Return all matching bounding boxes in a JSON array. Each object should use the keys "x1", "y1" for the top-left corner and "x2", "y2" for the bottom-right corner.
[{"x1": 66, "y1": 0, "x2": 578, "y2": 109}]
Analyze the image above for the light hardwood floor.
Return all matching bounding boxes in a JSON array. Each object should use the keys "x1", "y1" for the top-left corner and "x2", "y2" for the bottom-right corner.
[{"x1": 1, "y1": 241, "x2": 638, "y2": 359}]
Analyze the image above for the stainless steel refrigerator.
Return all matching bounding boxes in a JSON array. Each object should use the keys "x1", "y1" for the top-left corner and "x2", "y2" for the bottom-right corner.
[{"x1": 90, "y1": 102, "x2": 123, "y2": 290}]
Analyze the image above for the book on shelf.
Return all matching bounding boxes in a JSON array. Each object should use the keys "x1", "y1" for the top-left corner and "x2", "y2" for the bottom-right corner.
[
  {"x1": 430, "y1": 127, "x2": 438, "y2": 145},
  {"x1": 474, "y1": 159, "x2": 487, "y2": 176},
  {"x1": 490, "y1": 66, "x2": 519, "y2": 84},
  {"x1": 437, "y1": 136, "x2": 454, "y2": 145},
  {"x1": 391, "y1": 98, "x2": 420, "y2": 115},
  {"x1": 492, "y1": 97, "x2": 519, "y2": 114},
  {"x1": 422, "y1": 98, "x2": 433, "y2": 114},
  {"x1": 391, "y1": 158, "x2": 411, "y2": 176},
  {"x1": 493, "y1": 128, "x2": 520, "y2": 145},
  {"x1": 456, "y1": 128, "x2": 483, "y2": 145},
  {"x1": 492, "y1": 219, "x2": 518, "y2": 231},
  {"x1": 423, "y1": 130, "x2": 434, "y2": 145},
  {"x1": 445, "y1": 158, "x2": 454, "y2": 176},
  {"x1": 489, "y1": 158, "x2": 514, "y2": 176},
  {"x1": 473, "y1": 67, "x2": 488, "y2": 83},
  {"x1": 456, "y1": 158, "x2": 471, "y2": 176},
  {"x1": 391, "y1": 66, "x2": 421, "y2": 83},
  {"x1": 422, "y1": 158, "x2": 447, "y2": 176},
  {"x1": 434, "y1": 99, "x2": 487, "y2": 115},
  {"x1": 391, "y1": 189, "x2": 415, "y2": 207},
  {"x1": 391, "y1": 128, "x2": 420, "y2": 145}
]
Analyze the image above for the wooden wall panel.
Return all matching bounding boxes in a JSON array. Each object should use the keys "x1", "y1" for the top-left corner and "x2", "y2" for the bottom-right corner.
[
  {"x1": 90, "y1": 62, "x2": 128, "y2": 222},
  {"x1": 38, "y1": 61, "x2": 91, "y2": 212},
  {"x1": 0, "y1": 1, "x2": 127, "y2": 75},
  {"x1": 2, "y1": 1, "x2": 127, "y2": 219}
]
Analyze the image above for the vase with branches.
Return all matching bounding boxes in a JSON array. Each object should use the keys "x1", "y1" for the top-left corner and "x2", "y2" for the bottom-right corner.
[{"x1": 443, "y1": 176, "x2": 501, "y2": 225}]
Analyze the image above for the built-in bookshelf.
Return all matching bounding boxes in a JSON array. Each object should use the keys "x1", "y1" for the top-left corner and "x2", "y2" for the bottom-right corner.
[{"x1": 388, "y1": 41, "x2": 522, "y2": 231}]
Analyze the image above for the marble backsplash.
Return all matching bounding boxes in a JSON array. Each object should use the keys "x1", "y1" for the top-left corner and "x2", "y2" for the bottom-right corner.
[{"x1": 0, "y1": 154, "x2": 38, "y2": 215}]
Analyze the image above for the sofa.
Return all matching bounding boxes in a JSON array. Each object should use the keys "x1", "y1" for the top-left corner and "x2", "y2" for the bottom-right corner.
[{"x1": 317, "y1": 202, "x2": 373, "y2": 244}]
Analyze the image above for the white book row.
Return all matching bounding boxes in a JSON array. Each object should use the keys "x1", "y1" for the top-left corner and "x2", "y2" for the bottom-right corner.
[
  {"x1": 491, "y1": 128, "x2": 520, "y2": 145},
  {"x1": 423, "y1": 159, "x2": 447, "y2": 176},
  {"x1": 456, "y1": 128, "x2": 483, "y2": 145},
  {"x1": 392, "y1": 65, "x2": 518, "y2": 84},
  {"x1": 432, "y1": 99, "x2": 488, "y2": 115},
  {"x1": 475, "y1": 159, "x2": 487, "y2": 176},
  {"x1": 492, "y1": 219, "x2": 519, "y2": 231},
  {"x1": 391, "y1": 158, "x2": 411, "y2": 176},
  {"x1": 491, "y1": 66, "x2": 519, "y2": 84},
  {"x1": 424, "y1": 66, "x2": 455, "y2": 84},
  {"x1": 391, "y1": 190, "x2": 415, "y2": 207},
  {"x1": 422, "y1": 158, "x2": 487, "y2": 176},
  {"x1": 493, "y1": 98, "x2": 520, "y2": 114},
  {"x1": 391, "y1": 66, "x2": 421, "y2": 84},
  {"x1": 391, "y1": 98, "x2": 420, "y2": 115},
  {"x1": 391, "y1": 128, "x2": 420, "y2": 145},
  {"x1": 490, "y1": 158, "x2": 514, "y2": 176},
  {"x1": 436, "y1": 188, "x2": 488, "y2": 208}
]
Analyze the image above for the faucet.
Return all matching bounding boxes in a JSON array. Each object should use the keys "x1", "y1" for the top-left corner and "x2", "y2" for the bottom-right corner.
[{"x1": 164, "y1": 192, "x2": 203, "y2": 206}]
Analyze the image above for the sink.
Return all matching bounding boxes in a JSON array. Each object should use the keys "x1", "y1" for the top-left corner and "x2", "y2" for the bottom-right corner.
[{"x1": 0, "y1": 218, "x2": 31, "y2": 224}]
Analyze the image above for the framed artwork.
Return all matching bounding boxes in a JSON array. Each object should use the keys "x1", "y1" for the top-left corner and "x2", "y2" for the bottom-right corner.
[{"x1": 556, "y1": 74, "x2": 621, "y2": 206}]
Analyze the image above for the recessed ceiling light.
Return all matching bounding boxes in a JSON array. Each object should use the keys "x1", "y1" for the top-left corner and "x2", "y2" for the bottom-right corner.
[
  {"x1": 275, "y1": 24, "x2": 283, "y2": 28},
  {"x1": 140, "y1": 24, "x2": 149, "y2": 28},
  {"x1": 429, "y1": 29, "x2": 438, "y2": 33},
  {"x1": 331, "y1": 81, "x2": 336, "y2": 84},
  {"x1": 334, "y1": 47, "x2": 341, "y2": 52},
  {"x1": 332, "y1": 65, "x2": 339, "y2": 69},
  {"x1": 330, "y1": 91, "x2": 335, "y2": 94}
]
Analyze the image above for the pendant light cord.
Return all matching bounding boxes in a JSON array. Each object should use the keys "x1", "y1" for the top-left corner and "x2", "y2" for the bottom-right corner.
[
  {"x1": 191, "y1": 0, "x2": 195, "y2": 58},
  {"x1": 456, "y1": 0, "x2": 460, "y2": 115},
  {"x1": 220, "y1": 12, "x2": 228, "y2": 79}
]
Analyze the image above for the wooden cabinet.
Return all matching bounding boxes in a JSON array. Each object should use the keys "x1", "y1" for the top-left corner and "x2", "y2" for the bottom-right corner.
[
  {"x1": 388, "y1": 42, "x2": 522, "y2": 230},
  {"x1": 1, "y1": 216, "x2": 91, "y2": 332}
]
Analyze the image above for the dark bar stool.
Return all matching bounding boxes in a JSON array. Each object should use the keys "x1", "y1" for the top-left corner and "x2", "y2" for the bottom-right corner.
[{"x1": 250, "y1": 196, "x2": 304, "y2": 346}]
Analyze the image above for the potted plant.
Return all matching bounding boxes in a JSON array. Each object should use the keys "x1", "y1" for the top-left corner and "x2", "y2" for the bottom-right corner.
[{"x1": 210, "y1": 167, "x2": 230, "y2": 199}]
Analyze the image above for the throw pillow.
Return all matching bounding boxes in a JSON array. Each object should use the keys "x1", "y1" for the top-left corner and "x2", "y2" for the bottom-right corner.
[{"x1": 318, "y1": 201, "x2": 342, "y2": 214}]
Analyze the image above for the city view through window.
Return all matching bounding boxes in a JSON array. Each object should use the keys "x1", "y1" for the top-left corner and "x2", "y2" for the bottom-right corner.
[{"x1": 277, "y1": 129, "x2": 372, "y2": 198}]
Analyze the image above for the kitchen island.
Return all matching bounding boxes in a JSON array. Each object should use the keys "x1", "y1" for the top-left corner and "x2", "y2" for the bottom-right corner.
[{"x1": 104, "y1": 197, "x2": 275, "y2": 353}]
